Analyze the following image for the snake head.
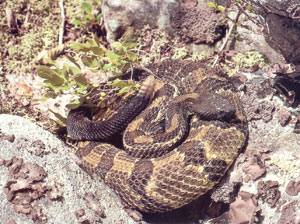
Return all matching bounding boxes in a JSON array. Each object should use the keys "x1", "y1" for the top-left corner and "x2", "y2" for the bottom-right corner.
[{"x1": 190, "y1": 92, "x2": 236, "y2": 121}]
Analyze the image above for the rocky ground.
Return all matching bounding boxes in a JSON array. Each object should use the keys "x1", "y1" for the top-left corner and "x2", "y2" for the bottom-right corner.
[{"x1": 0, "y1": 114, "x2": 139, "y2": 224}]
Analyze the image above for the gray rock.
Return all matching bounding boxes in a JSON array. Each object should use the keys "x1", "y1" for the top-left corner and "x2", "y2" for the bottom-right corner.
[
  {"x1": 232, "y1": 13, "x2": 286, "y2": 64},
  {"x1": 102, "y1": 0, "x2": 225, "y2": 44},
  {"x1": 246, "y1": 0, "x2": 300, "y2": 64},
  {"x1": 246, "y1": 0, "x2": 300, "y2": 18},
  {"x1": 0, "y1": 114, "x2": 137, "y2": 224},
  {"x1": 265, "y1": 13, "x2": 300, "y2": 65},
  {"x1": 102, "y1": 0, "x2": 179, "y2": 42}
]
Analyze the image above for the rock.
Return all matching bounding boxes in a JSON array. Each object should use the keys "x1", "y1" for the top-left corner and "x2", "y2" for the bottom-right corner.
[
  {"x1": 265, "y1": 13, "x2": 300, "y2": 65},
  {"x1": 102, "y1": 0, "x2": 225, "y2": 44},
  {"x1": 210, "y1": 182, "x2": 241, "y2": 204},
  {"x1": 102, "y1": 0, "x2": 179, "y2": 42},
  {"x1": 229, "y1": 191, "x2": 260, "y2": 224},
  {"x1": 232, "y1": 12, "x2": 286, "y2": 65},
  {"x1": 0, "y1": 114, "x2": 138, "y2": 224},
  {"x1": 285, "y1": 180, "x2": 300, "y2": 196},
  {"x1": 247, "y1": 0, "x2": 300, "y2": 19},
  {"x1": 278, "y1": 201, "x2": 298, "y2": 224},
  {"x1": 247, "y1": 0, "x2": 300, "y2": 65},
  {"x1": 273, "y1": 71, "x2": 300, "y2": 108},
  {"x1": 276, "y1": 108, "x2": 291, "y2": 126},
  {"x1": 257, "y1": 180, "x2": 281, "y2": 208},
  {"x1": 170, "y1": 4, "x2": 226, "y2": 44},
  {"x1": 242, "y1": 77, "x2": 275, "y2": 122},
  {"x1": 242, "y1": 151, "x2": 267, "y2": 180}
]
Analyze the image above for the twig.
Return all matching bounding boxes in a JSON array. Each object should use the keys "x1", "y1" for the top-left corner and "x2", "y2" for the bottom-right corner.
[
  {"x1": 130, "y1": 63, "x2": 134, "y2": 80},
  {"x1": 212, "y1": 9, "x2": 242, "y2": 67},
  {"x1": 59, "y1": 0, "x2": 65, "y2": 45},
  {"x1": 5, "y1": 7, "x2": 18, "y2": 33},
  {"x1": 136, "y1": 66, "x2": 160, "y2": 79}
]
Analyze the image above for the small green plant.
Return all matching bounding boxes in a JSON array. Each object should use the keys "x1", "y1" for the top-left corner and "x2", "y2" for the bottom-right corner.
[
  {"x1": 36, "y1": 33, "x2": 141, "y2": 126},
  {"x1": 207, "y1": 1, "x2": 226, "y2": 13},
  {"x1": 36, "y1": 57, "x2": 90, "y2": 107},
  {"x1": 107, "y1": 78, "x2": 141, "y2": 96},
  {"x1": 73, "y1": 0, "x2": 102, "y2": 27},
  {"x1": 71, "y1": 35, "x2": 139, "y2": 75}
]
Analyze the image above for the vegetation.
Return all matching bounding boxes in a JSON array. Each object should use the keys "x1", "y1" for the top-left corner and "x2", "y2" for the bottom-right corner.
[{"x1": 1, "y1": 0, "x2": 266, "y2": 127}]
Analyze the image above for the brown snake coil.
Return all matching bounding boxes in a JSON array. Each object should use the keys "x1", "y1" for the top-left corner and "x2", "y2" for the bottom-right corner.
[{"x1": 67, "y1": 60, "x2": 248, "y2": 213}]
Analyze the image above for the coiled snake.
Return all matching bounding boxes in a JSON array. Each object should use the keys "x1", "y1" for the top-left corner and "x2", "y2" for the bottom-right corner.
[{"x1": 67, "y1": 60, "x2": 248, "y2": 213}]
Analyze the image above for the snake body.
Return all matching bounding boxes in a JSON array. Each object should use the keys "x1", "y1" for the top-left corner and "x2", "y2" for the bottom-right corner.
[{"x1": 67, "y1": 60, "x2": 248, "y2": 213}]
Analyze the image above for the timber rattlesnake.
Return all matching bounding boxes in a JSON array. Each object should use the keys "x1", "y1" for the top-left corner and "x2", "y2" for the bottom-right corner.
[{"x1": 67, "y1": 60, "x2": 248, "y2": 213}]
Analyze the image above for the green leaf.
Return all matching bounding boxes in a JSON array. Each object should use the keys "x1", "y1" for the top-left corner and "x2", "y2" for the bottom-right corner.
[
  {"x1": 64, "y1": 80, "x2": 77, "y2": 91},
  {"x1": 106, "y1": 51, "x2": 121, "y2": 60},
  {"x1": 217, "y1": 5, "x2": 226, "y2": 13},
  {"x1": 71, "y1": 42, "x2": 91, "y2": 52},
  {"x1": 103, "y1": 63, "x2": 113, "y2": 70},
  {"x1": 127, "y1": 51, "x2": 138, "y2": 62},
  {"x1": 220, "y1": 18, "x2": 228, "y2": 25},
  {"x1": 91, "y1": 47, "x2": 105, "y2": 56},
  {"x1": 207, "y1": 2, "x2": 217, "y2": 8},
  {"x1": 122, "y1": 42, "x2": 137, "y2": 49},
  {"x1": 93, "y1": 34, "x2": 100, "y2": 46},
  {"x1": 44, "y1": 81, "x2": 63, "y2": 92},
  {"x1": 117, "y1": 86, "x2": 131, "y2": 96},
  {"x1": 81, "y1": 2, "x2": 92, "y2": 12},
  {"x1": 62, "y1": 63, "x2": 70, "y2": 80},
  {"x1": 50, "y1": 109, "x2": 67, "y2": 126},
  {"x1": 87, "y1": 38, "x2": 98, "y2": 47},
  {"x1": 247, "y1": 4, "x2": 254, "y2": 11},
  {"x1": 76, "y1": 84, "x2": 89, "y2": 93},
  {"x1": 66, "y1": 97, "x2": 85, "y2": 109},
  {"x1": 40, "y1": 92, "x2": 58, "y2": 101},
  {"x1": 73, "y1": 20, "x2": 83, "y2": 25},
  {"x1": 66, "y1": 55, "x2": 81, "y2": 69},
  {"x1": 112, "y1": 78, "x2": 128, "y2": 88},
  {"x1": 85, "y1": 13, "x2": 95, "y2": 21},
  {"x1": 111, "y1": 42, "x2": 124, "y2": 52},
  {"x1": 74, "y1": 75, "x2": 88, "y2": 86},
  {"x1": 96, "y1": 13, "x2": 102, "y2": 22},
  {"x1": 103, "y1": 63, "x2": 114, "y2": 70},
  {"x1": 69, "y1": 66, "x2": 81, "y2": 76},
  {"x1": 82, "y1": 56, "x2": 101, "y2": 68},
  {"x1": 36, "y1": 66, "x2": 65, "y2": 86},
  {"x1": 43, "y1": 58, "x2": 60, "y2": 68}
]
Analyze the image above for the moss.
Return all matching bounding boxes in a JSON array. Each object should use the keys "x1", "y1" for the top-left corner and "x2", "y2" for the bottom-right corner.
[
  {"x1": 135, "y1": 26, "x2": 196, "y2": 66},
  {"x1": 172, "y1": 47, "x2": 188, "y2": 60},
  {"x1": 0, "y1": 0, "x2": 82, "y2": 73},
  {"x1": 222, "y1": 50, "x2": 266, "y2": 76},
  {"x1": 190, "y1": 52, "x2": 207, "y2": 61}
]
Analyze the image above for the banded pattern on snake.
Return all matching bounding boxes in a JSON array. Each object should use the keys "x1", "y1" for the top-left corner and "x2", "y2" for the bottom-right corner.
[{"x1": 67, "y1": 60, "x2": 248, "y2": 213}]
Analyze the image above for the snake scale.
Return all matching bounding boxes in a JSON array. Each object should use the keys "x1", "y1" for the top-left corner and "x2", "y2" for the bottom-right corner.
[{"x1": 67, "y1": 60, "x2": 248, "y2": 213}]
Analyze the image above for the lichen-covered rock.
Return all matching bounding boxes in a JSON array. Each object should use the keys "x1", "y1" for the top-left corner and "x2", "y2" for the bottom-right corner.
[
  {"x1": 102, "y1": 0, "x2": 225, "y2": 44},
  {"x1": 0, "y1": 114, "x2": 138, "y2": 224},
  {"x1": 246, "y1": 0, "x2": 300, "y2": 64},
  {"x1": 265, "y1": 13, "x2": 300, "y2": 65},
  {"x1": 102, "y1": 0, "x2": 179, "y2": 42},
  {"x1": 247, "y1": 0, "x2": 300, "y2": 19},
  {"x1": 170, "y1": 5, "x2": 226, "y2": 44}
]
